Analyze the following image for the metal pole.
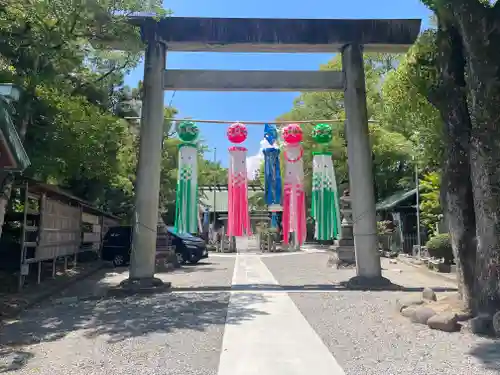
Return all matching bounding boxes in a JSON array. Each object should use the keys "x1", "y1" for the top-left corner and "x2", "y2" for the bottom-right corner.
[
  {"x1": 18, "y1": 181, "x2": 29, "y2": 291},
  {"x1": 415, "y1": 160, "x2": 422, "y2": 258},
  {"x1": 413, "y1": 131, "x2": 422, "y2": 259}
]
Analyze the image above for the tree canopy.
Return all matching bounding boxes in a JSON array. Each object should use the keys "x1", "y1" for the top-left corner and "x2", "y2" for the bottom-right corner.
[
  {"x1": 277, "y1": 53, "x2": 417, "y2": 203},
  {"x1": 0, "y1": 0, "x2": 222, "y2": 233}
]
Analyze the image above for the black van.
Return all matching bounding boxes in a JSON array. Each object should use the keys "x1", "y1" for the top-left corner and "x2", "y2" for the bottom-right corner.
[{"x1": 101, "y1": 225, "x2": 208, "y2": 267}]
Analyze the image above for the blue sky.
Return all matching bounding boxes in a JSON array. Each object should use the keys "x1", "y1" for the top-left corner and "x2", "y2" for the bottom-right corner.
[{"x1": 124, "y1": 0, "x2": 432, "y2": 170}]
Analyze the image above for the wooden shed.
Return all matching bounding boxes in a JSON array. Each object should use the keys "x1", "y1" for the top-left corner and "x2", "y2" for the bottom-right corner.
[{"x1": 1, "y1": 177, "x2": 120, "y2": 290}]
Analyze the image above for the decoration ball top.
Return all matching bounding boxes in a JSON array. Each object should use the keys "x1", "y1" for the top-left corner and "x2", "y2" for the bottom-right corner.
[
  {"x1": 177, "y1": 121, "x2": 199, "y2": 142},
  {"x1": 312, "y1": 123, "x2": 333, "y2": 144},
  {"x1": 282, "y1": 123, "x2": 303, "y2": 144},
  {"x1": 264, "y1": 123, "x2": 278, "y2": 145},
  {"x1": 227, "y1": 122, "x2": 248, "y2": 144}
]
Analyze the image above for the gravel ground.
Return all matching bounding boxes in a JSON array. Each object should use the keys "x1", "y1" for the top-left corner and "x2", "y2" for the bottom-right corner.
[
  {"x1": 171, "y1": 256, "x2": 235, "y2": 290},
  {"x1": 0, "y1": 292, "x2": 233, "y2": 375},
  {"x1": 0, "y1": 257, "x2": 237, "y2": 375},
  {"x1": 3, "y1": 252, "x2": 499, "y2": 375},
  {"x1": 264, "y1": 252, "x2": 500, "y2": 375},
  {"x1": 52, "y1": 256, "x2": 236, "y2": 300},
  {"x1": 262, "y1": 252, "x2": 458, "y2": 289}
]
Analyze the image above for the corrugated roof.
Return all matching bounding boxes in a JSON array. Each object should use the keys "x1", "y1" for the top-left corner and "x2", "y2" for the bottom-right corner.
[
  {"x1": 200, "y1": 184, "x2": 264, "y2": 213},
  {"x1": 15, "y1": 177, "x2": 120, "y2": 220},
  {"x1": 0, "y1": 97, "x2": 30, "y2": 172},
  {"x1": 376, "y1": 188, "x2": 418, "y2": 211}
]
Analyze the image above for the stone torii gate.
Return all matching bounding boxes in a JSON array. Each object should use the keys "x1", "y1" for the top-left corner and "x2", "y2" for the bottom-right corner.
[{"x1": 124, "y1": 16, "x2": 421, "y2": 290}]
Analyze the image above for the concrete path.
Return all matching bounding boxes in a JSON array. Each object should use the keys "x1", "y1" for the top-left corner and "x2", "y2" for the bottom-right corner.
[{"x1": 217, "y1": 253, "x2": 345, "y2": 375}]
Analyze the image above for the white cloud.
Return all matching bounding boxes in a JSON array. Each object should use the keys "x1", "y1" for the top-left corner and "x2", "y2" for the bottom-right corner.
[{"x1": 246, "y1": 139, "x2": 270, "y2": 180}]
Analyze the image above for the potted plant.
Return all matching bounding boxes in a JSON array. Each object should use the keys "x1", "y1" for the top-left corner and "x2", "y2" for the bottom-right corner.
[{"x1": 425, "y1": 233, "x2": 453, "y2": 272}]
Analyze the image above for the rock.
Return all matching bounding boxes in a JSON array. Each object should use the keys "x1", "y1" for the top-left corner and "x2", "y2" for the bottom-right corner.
[
  {"x1": 389, "y1": 259, "x2": 398, "y2": 264},
  {"x1": 469, "y1": 314, "x2": 493, "y2": 335},
  {"x1": 422, "y1": 287, "x2": 437, "y2": 301},
  {"x1": 401, "y1": 306, "x2": 417, "y2": 319},
  {"x1": 492, "y1": 311, "x2": 500, "y2": 336},
  {"x1": 456, "y1": 311, "x2": 473, "y2": 322},
  {"x1": 410, "y1": 306, "x2": 437, "y2": 325},
  {"x1": 396, "y1": 296, "x2": 424, "y2": 312},
  {"x1": 427, "y1": 312, "x2": 461, "y2": 332},
  {"x1": 53, "y1": 296, "x2": 78, "y2": 305}
]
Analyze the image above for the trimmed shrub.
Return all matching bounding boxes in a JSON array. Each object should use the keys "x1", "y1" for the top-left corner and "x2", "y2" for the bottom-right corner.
[{"x1": 425, "y1": 233, "x2": 454, "y2": 264}]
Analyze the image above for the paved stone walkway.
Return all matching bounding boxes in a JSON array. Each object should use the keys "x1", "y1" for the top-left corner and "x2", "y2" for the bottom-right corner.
[{"x1": 218, "y1": 254, "x2": 345, "y2": 375}]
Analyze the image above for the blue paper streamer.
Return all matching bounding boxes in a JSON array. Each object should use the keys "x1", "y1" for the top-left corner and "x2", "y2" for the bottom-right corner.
[
  {"x1": 271, "y1": 212, "x2": 278, "y2": 228},
  {"x1": 263, "y1": 148, "x2": 282, "y2": 205}
]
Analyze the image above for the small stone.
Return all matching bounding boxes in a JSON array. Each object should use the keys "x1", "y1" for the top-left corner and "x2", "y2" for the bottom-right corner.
[
  {"x1": 492, "y1": 311, "x2": 500, "y2": 336},
  {"x1": 456, "y1": 311, "x2": 473, "y2": 322},
  {"x1": 53, "y1": 296, "x2": 78, "y2": 305},
  {"x1": 422, "y1": 287, "x2": 437, "y2": 301},
  {"x1": 396, "y1": 296, "x2": 424, "y2": 312},
  {"x1": 469, "y1": 314, "x2": 493, "y2": 335},
  {"x1": 410, "y1": 306, "x2": 437, "y2": 324},
  {"x1": 401, "y1": 306, "x2": 417, "y2": 319},
  {"x1": 389, "y1": 259, "x2": 398, "y2": 264},
  {"x1": 427, "y1": 312, "x2": 460, "y2": 332}
]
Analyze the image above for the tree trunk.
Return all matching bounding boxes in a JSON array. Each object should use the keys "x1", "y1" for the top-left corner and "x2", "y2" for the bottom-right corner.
[
  {"x1": 450, "y1": 1, "x2": 500, "y2": 314},
  {"x1": 427, "y1": 21, "x2": 477, "y2": 311}
]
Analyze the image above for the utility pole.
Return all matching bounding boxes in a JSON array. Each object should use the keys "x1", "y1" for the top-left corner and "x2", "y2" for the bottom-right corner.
[{"x1": 212, "y1": 147, "x2": 217, "y2": 236}]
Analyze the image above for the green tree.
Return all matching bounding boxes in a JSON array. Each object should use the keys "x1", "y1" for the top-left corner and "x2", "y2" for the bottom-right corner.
[
  {"x1": 408, "y1": 0, "x2": 500, "y2": 316},
  {"x1": 419, "y1": 171, "x2": 442, "y2": 233},
  {"x1": 277, "y1": 53, "x2": 414, "y2": 205},
  {"x1": 378, "y1": 42, "x2": 444, "y2": 168},
  {"x1": 0, "y1": 0, "x2": 166, "y2": 236}
]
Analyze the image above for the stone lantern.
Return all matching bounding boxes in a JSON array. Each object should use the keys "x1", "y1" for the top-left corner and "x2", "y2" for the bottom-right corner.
[{"x1": 329, "y1": 189, "x2": 356, "y2": 268}]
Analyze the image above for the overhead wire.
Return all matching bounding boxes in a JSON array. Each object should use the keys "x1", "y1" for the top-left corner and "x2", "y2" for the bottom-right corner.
[{"x1": 168, "y1": 118, "x2": 379, "y2": 125}]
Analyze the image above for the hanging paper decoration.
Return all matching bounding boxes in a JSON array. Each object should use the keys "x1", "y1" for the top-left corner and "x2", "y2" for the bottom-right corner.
[
  {"x1": 263, "y1": 124, "x2": 282, "y2": 229},
  {"x1": 312, "y1": 122, "x2": 333, "y2": 144},
  {"x1": 174, "y1": 121, "x2": 200, "y2": 234},
  {"x1": 264, "y1": 123, "x2": 278, "y2": 146},
  {"x1": 282, "y1": 123, "x2": 303, "y2": 144},
  {"x1": 227, "y1": 122, "x2": 248, "y2": 144},
  {"x1": 282, "y1": 124, "x2": 306, "y2": 246},
  {"x1": 263, "y1": 124, "x2": 282, "y2": 206},
  {"x1": 227, "y1": 123, "x2": 251, "y2": 237},
  {"x1": 311, "y1": 124, "x2": 341, "y2": 240}
]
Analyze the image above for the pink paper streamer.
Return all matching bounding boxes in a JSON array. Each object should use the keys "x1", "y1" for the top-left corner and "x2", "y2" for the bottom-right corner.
[
  {"x1": 227, "y1": 146, "x2": 251, "y2": 237},
  {"x1": 282, "y1": 183, "x2": 306, "y2": 245},
  {"x1": 282, "y1": 144, "x2": 306, "y2": 245}
]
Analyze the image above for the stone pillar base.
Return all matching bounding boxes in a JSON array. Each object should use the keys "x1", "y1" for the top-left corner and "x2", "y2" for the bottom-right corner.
[
  {"x1": 343, "y1": 275, "x2": 399, "y2": 291},
  {"x1": 112, "y1": 277, "x2": 171, "y2": 297}
]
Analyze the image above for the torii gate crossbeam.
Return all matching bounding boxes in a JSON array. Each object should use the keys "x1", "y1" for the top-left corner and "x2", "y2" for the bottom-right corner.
[{"x1": 123, "y1": 16, "x2": 421, "y2": 290}]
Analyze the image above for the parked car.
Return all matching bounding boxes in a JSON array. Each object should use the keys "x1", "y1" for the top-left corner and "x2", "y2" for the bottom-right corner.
[
  {"x1": 101, "y1": 225, "x2": 208, "y2": 267},
  {"x1": 166, "y1": 226, "x2": 208, "y2": 265}
]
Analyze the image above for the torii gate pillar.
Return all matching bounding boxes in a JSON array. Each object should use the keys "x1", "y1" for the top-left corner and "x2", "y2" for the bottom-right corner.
[
  {"x1": 125, "y1": 34, "x2": 168, "y2": 288},
  {"x1": 342, "y1": 44, "x2": 382, "y2": 283}
]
